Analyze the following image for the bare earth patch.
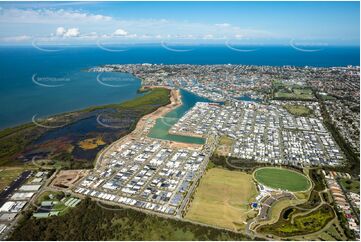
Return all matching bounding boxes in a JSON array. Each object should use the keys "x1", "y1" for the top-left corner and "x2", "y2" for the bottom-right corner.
[{"x1": 51, "y1": 169, "x2": 88, "y2": 189}]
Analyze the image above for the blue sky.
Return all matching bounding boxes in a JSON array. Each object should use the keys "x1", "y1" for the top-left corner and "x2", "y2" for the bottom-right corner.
[{"x1": 0, "y1": 1, "x2": 359, "y2": 45}]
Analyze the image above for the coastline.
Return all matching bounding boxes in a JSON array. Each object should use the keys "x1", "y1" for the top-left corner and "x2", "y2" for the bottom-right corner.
[
  {"x1": 95, "y1": 86, "x2": 184, "y2": 168},
  {"x1": 0, "y1": 87, "x2": 171, "y2": 167}
]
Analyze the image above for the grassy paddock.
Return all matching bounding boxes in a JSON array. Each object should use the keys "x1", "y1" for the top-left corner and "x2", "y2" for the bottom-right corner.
[
  {"x1": 254, "y1": 167, "x2": 311, "y2": 192},
  {"x1": 283, "y1": 104, "x2": 313, "y2": 116},
  {"x1": 186, "y1": 168, "x2": 258, "y2": 231},
  {"x1": 0, "y1": 167, "x2": 30, "y2": 191}
]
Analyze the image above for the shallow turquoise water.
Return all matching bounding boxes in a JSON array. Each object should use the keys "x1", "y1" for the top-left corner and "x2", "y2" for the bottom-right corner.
[
  {"x1": 148, "y1": 91, "x2": 264, "y2": 144},
  {"x1": 148, "y1": 89, "x2": 211, "y2": 144}
]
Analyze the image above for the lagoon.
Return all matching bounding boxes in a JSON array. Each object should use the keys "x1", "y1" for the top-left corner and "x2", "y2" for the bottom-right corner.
[{"x1": 148, "y1": 89, "x2": 211, "y2": 144}]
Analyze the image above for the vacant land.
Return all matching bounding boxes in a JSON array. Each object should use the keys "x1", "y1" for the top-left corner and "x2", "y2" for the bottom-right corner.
[
  {"x1": 0, "y1": 167, "x2": 29, "y2": 191},
  {"x1": 215, "y1": 135, "x2": 234, "y2": 156},
  {"x1": 51, "y1": 170, "x2": 88, "y2": 189},
  {"x1": 186, "y1": 168, "x2": 258, "y2": 231},
  {"x1": 254, "y1": 167, "x2": 311, "y2": 192},
  {"x1": 283, "y1": 104, "x2": 312, "y2": 116},
  {"x1": 274, "y1": 90, "x2": 314, "y2": 100}
]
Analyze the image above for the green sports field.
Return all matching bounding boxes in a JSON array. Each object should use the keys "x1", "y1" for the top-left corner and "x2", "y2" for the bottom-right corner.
[{"x1": 254, "y1": 167, "x2": 311, "y2": 192}]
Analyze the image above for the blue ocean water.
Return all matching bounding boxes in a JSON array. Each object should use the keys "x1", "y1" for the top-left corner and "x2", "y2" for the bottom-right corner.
[{"x1": 0, "y1": 45, "x2": 359, "y2": 129}]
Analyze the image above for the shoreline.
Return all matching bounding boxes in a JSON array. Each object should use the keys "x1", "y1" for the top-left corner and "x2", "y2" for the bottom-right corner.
[
  {"x1": 95, "y1": 86, "x2": 206, "y2": 168},
  {"x1": 0, "y1": 86, "x2": 149, "y2": 132},
  {"x1": 95, "y1": 86, "x2": 182, "y2": 168},
  {"x1": 0, "y1": 87, "x2": 171, "y2": 167}
]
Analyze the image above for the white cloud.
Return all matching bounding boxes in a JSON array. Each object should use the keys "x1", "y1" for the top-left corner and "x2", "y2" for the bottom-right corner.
[
  {"x1": 1, "y1": 35, "x2": 31, "y2": 42},
  {"x1": 0, "y1": 8, "x2": 112, "y2": 24},
  {"x1": 0, "y1": 7, "x2": 273, "y2": 43},
  {"x1": 64, "y1": 28, "x2": 80, "y2": 37},
  {"x1": 55, "y1": 27, "x2": 80, "y2": 38},
  {"x1": 113, "y1": 28, "x2": 128, "y2": 36},
  {"x1": 203, "y1": 34, "x2": 214, "y2": 40},
  {"x1": 215, "y1": 23, "x2": 231, "y2": 27},
  {"x1": 56, "y1": 27, "x2": 66, "y2": 36}
]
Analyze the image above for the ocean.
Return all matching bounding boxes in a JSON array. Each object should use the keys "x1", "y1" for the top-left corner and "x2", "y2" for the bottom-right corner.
[{"x1": 0, "y1": 45, "x2": 359, "y2": 129}]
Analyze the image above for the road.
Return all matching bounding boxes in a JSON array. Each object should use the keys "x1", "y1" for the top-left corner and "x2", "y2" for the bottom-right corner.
[
  {"x1": 337, "y1": 178, "x2": 360, "y2": 223},
  {"x1": 0, "y1": 170, "x2": 32, "y2": 207},
  {"x1": 177, "y1": 134, "x2": 218, "y2": 217}
]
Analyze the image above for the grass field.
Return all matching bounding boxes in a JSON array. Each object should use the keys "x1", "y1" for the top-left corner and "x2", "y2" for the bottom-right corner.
[
  {"x1": 186, "y1": 168, "x2": 258, "y2": 231},
  {"x1": 215, "y1": 135, "x2": 234, "y2": 156},
  {"x1": 272, "y1": 81, "x2": 315, "y2": 100},
  {"x1": 254, "y1": 167, "x2": 311, "y2": 192},
  {"x1": 0, "y1": 167, "x2": 29, "y2": 191},
  {"x1": 274, "y1": 91, "x2": 314, "y2": 100},
  {"x1": 283, "y1": 104, "x2": 312, "y2": 116}
]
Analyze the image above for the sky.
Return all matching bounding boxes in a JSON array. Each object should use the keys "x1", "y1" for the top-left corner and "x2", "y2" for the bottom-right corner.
[{"x1": 0, "y1": 1, "x2": 359, "y2": 46}]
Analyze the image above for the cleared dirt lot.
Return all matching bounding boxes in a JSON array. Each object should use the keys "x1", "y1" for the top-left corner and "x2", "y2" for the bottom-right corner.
[
  {"x1": 51, "y1": 169, "x2": 88, "y2": 188},
  {"x1": 185, "y1": 168, "x2": 258, "y2": 231}
]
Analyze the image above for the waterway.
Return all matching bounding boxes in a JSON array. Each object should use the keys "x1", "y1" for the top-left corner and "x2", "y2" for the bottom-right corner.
[
  {"x1": 148, "y1": 89, "x2": 211, "y2": 144},
  {"x1": 237, "y1": 95, "x2": 262, "y2": 102},
  {"x1": 148, "y1": 90, "x2": 262, "y2": 144}
]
